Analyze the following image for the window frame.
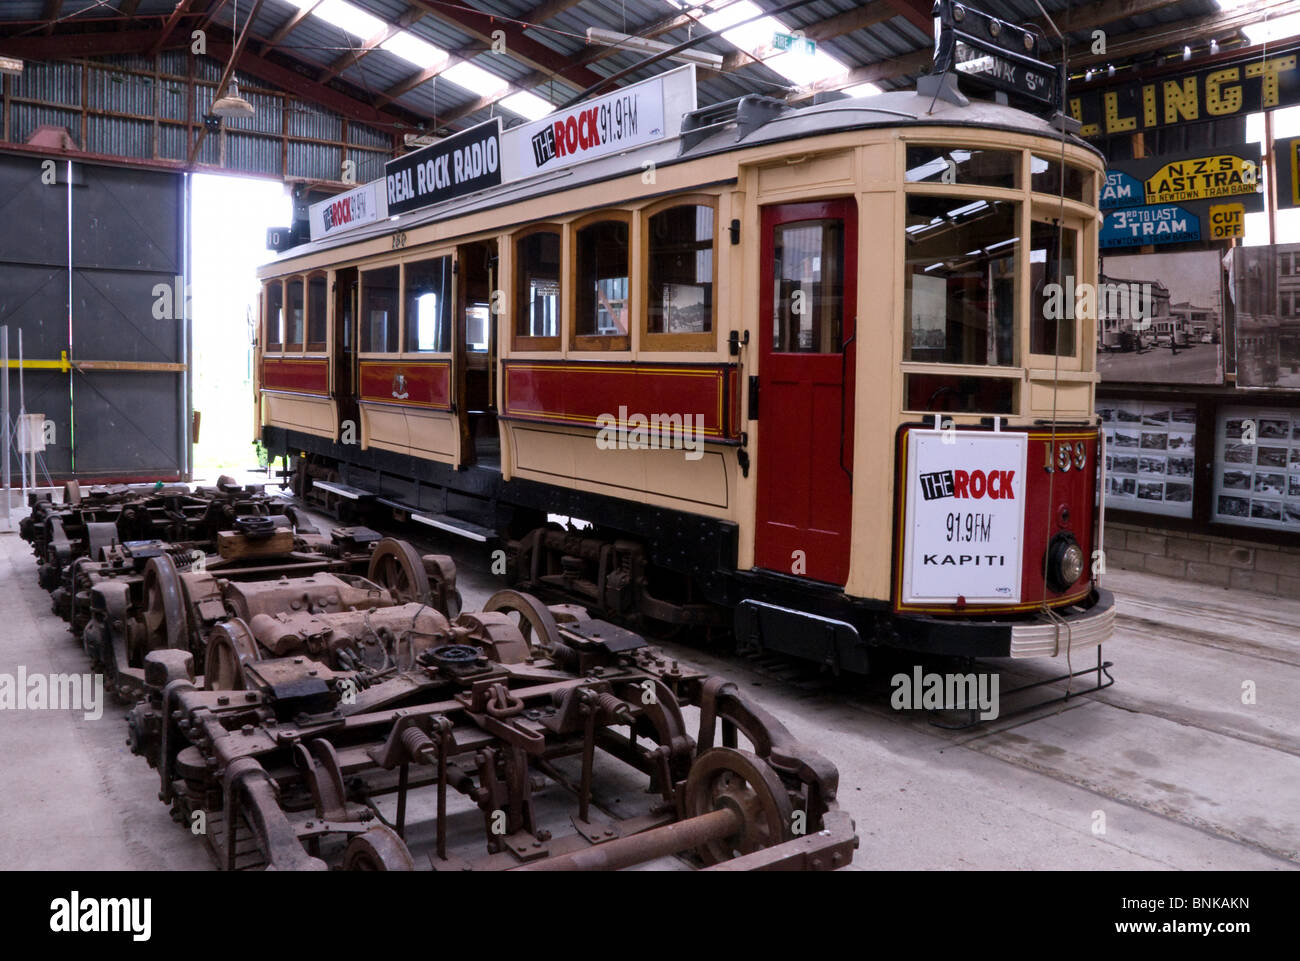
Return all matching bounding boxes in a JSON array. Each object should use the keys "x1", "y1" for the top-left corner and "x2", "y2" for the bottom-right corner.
[
  {"x1": 511, "y1": 223, "x2": 564, "y2": 352},
  {"x1": 357, "y1": 259, "x2": 405, "y2": 358},
  {"x1": 401, "y1": 252, "x2": 457, "y2": 357},
  {"x1": 570, "y1": 210, "x2": 633, "y2": 353},
  {"x1": 640, "y1": 194, "x2": 719, "y2": 352},
  {"x1": 264, "y1": 279, "x2": 284, "y2": 354},
  {"x1": 306, "y1": 270, "x2": 329, "y2": 353},
  {"x1": 283, "y1": 275, "x2": 307, "y2": 352},
  {"x1": 1026, "y1": 210, "x2": 1086, "y2": 373}
]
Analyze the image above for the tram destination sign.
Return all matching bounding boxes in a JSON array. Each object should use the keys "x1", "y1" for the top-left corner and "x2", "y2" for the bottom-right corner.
[
  {"x1": 901, "y1": 429, "x2": 1028, "y2": 606},
  {"x1": 932, "y1": 0, "x2": 1060, "y2": 112},
  {"x1": 385, "y1": 119, "x2": 502, "y2": 217}
]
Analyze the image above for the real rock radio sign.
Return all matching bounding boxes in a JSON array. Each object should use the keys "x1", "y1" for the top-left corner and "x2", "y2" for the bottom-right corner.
[{"x1": 385, "y1": 119, "x2": 502, "y2": 217}]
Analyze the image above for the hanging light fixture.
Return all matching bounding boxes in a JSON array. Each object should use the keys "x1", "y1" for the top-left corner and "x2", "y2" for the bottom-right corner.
[{"x1": 211, "y1": 0, "x2": 255, "y2": 119}]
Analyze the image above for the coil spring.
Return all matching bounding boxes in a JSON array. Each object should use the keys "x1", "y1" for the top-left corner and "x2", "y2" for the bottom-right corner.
[
  {"x1": 594, "y1": 692, "x2": 632, "y2": 722},
  {"x1": 400, "y1": 726, "x2": 437, "y2": 762}
]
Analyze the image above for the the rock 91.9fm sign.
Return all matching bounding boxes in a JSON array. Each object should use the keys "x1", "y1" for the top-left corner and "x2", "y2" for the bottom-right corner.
[{"x1": 900, "y1": 429, "x2": 1028, "y2": 606}]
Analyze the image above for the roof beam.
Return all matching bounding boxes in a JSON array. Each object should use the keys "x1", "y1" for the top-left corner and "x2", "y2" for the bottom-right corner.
[
  {"x1": 318, "y1": 6, "x2": 423, "y2": 84},
  {"x1": 374, "y1": 52, "x2": 463, "y2": 106},
  {"x1": 42, "y1": 1, "x2": 63, "y2": 35},
  {"x1": 880, "y1": 0, "x2": 932, "y2": 34},
  {"x1": 788, "y1": 47, "x2": 930, "y2": 100},
  {"x1": 404, "y1": 0, "x2": 609, "y2": 92},
  {"x1": 1031, "y1": 0, "x2": 1186, "y2": 38},
  {"x1": 260, "y1": 0, "x2": 322, "y2": 52},
  {"x1": 789, "y1": 0, "x2": 1283, "y2": 99},
  {"x1": 188, "y1": 0, "x2": 263, "y2": 164},
  {"x1": 209, "y1": 38, "x2": 421, "y2": 128},
  {"x1": 147, "y1": 0, "x2": 196, "y2": 58},
  {"x1": 0, "y1": 23, "x2": 422, "y2": 131},
  {"x1": 198, "y1": 0, "x2": 230, "y2": 32},
  {"x1": 1069, "y1": 0, "x2": 1292, "y2": 67}
]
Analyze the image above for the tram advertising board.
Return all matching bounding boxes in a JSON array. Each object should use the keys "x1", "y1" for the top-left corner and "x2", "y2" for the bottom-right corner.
[
  {"x1": 307, "y1": 180, "x2": 387, "y2": 242},
  {"x1": 385, "y1": 119, "x2": 503, "y2": 217},
  {"x1": 901, "y1": 429, "x2": 1028, "y2": 606},
  {"x1": 508, "y1": 78, "x2": 667, "y2": 179}
]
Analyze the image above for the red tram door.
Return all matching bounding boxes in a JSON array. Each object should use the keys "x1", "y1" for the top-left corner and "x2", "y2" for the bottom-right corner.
[{"x1": 754, "y1": 200, "x2": 857, "y2": 585}]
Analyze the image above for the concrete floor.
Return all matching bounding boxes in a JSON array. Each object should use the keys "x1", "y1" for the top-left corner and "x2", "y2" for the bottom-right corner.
[{"x1": 1, "y1": 503, "x2": 1296, "y2": 870}]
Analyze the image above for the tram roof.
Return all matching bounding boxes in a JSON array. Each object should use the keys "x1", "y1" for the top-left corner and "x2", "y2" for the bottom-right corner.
[{"x1": 266, "y1": 87, "x2": 1102, "y2": 267}]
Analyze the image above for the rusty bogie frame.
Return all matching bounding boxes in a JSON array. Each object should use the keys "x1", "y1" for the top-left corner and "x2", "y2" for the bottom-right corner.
[{"x1": 124, "y1": 551, "x2": 857, "y2": 872}]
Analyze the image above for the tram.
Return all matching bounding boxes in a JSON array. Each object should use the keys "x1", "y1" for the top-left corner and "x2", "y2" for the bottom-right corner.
[{"x1": 256, "y1": 2, "x2": 1115, "y2": 673}]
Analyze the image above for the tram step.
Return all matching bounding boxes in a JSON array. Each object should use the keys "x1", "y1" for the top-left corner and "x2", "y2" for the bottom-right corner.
[
  {"x1": 410, "y1": 511, "x2": 497, "y2": 543},
  {"x1": 311, "y1": 480, "x2": 373, "y2": 501}
]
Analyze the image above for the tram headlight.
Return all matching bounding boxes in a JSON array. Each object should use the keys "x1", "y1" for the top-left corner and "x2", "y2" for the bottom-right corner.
[{"x1": 1046, "y1": 534, "x2": 1085, "y2": 592}]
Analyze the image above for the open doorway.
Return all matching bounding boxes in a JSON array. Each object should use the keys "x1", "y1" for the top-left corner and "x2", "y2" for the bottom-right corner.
[
  {"x1": 190, "y1": 173, "x2": 291, "y2": 482},
  {"x1": 457, "y1": 239, "x2": 499, "y2": 469}
]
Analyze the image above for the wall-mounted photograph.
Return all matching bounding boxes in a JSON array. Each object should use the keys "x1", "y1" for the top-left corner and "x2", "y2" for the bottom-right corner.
[
  {"x1": 1098, "y1": 249, "x2": 1224, "y2": 384},
  {"x1": 1231, "y1": 243, "x2": 1300, "y2": 389}
]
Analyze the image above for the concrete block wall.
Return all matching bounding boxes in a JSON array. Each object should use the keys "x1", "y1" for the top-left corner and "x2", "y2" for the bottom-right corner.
[{"x1": 1103, "y1": 521, "x2": 1300, "y2": 597}]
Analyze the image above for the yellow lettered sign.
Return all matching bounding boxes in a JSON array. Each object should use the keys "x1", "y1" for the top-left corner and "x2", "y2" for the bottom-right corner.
[
  {"x1": 1208, "y1": 203, "x2": 1245, "y2": 239},
  {"x1": 1144, "y1": 153, "x2": 1259, "y2": 204}
]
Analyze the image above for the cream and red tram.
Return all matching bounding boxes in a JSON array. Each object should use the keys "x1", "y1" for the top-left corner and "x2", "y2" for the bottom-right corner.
[{"x1": 256, "y1": 36, "x2": 1115, "y2": 673}]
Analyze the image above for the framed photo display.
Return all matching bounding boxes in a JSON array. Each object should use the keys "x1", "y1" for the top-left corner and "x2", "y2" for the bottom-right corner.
[{"x1": 1099, "y1": 400, "x2": 1196, "y2": 518}]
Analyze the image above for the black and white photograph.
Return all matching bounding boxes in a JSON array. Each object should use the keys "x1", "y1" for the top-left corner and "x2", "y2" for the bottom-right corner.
[
  {"x1": 1231, "y1": 243, "x2": 1300, "y2": 389},
  {"x1": 1098, "y1": 250, "x2": 1224, "y2": 384},
  {"x1": 1214, "y1": 408, "x2": 1300, "y2": 531}
]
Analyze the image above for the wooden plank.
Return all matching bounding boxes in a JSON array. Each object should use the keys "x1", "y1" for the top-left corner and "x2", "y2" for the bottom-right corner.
[{"x1": 217, "y1": 528, "x2": 295, "y2": 559}]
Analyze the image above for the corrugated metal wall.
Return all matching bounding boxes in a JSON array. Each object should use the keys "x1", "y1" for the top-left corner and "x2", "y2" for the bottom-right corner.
[{"x1": 0, "y1": 53, "x2": 393, "y2": 184}]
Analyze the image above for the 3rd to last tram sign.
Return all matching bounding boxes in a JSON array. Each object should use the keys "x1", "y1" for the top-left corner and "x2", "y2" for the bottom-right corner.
[{"x1": 900, "y1": 430, "x2": 1028, "y2": 606}]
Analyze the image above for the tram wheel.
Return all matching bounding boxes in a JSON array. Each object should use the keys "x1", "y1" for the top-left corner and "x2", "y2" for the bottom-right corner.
[
  {"x1": 367, "y1": 538, "x2": 434, "y2": 605},
  {"x1": 481, "y1": 589, "x2": 563, "y2": 654},
  {"x1": 683, "y1": 747, "x2": 794, "y2": 865},
  {"x1": 342, "y1": 824, "x2": 414, "y2": 871}
]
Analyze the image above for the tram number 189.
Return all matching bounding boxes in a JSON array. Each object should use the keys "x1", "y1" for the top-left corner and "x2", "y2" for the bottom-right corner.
[{"x1": 1045, "y1": 440, "x2": 1088, "y2": 472}]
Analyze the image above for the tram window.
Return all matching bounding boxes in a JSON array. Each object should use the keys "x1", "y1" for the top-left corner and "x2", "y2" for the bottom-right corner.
[
  {"x1": 1030, "y1": 222, "x2": 1079, "y2": 357},
  {"x1": 1031, "y1": 156, "x2": 1091, "y2": 203},
  {"x1": 360, "y1": 266, "x2": 400, "y2": 353},
  {"x1": 404, "y1": 256, "x2": 453, "y2": 352},
  {"x1": 905, "y1": 146, "x2": 1019, "y2": 189},
  {"x1": 772, "y1": 218, "x2": 845, "y2": 353},
  {"x1": 647, "y1": 204, "x2": 714, "y2": 341},
  {"x1": 285, "y1": 278, "x2": 305, "y2": 349},
  {"x1": 307, "y1": 274, "x2": 328, "y2": 351},
  {"x1": 575, "y1": 219, "x2": 630, "y2": 346},
  {"x1": 904, "y1": 373, "x2": 1015, "y2": 414},
  {"x1": 903, "y1": 196, "x2": 1017, "y2": 367},
  {"x1": 515, "y1": 230, "x2": 560, "y2": 345},
  {"x1": 264, "y1": 281, "x2": 283, "y2": 351}
]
